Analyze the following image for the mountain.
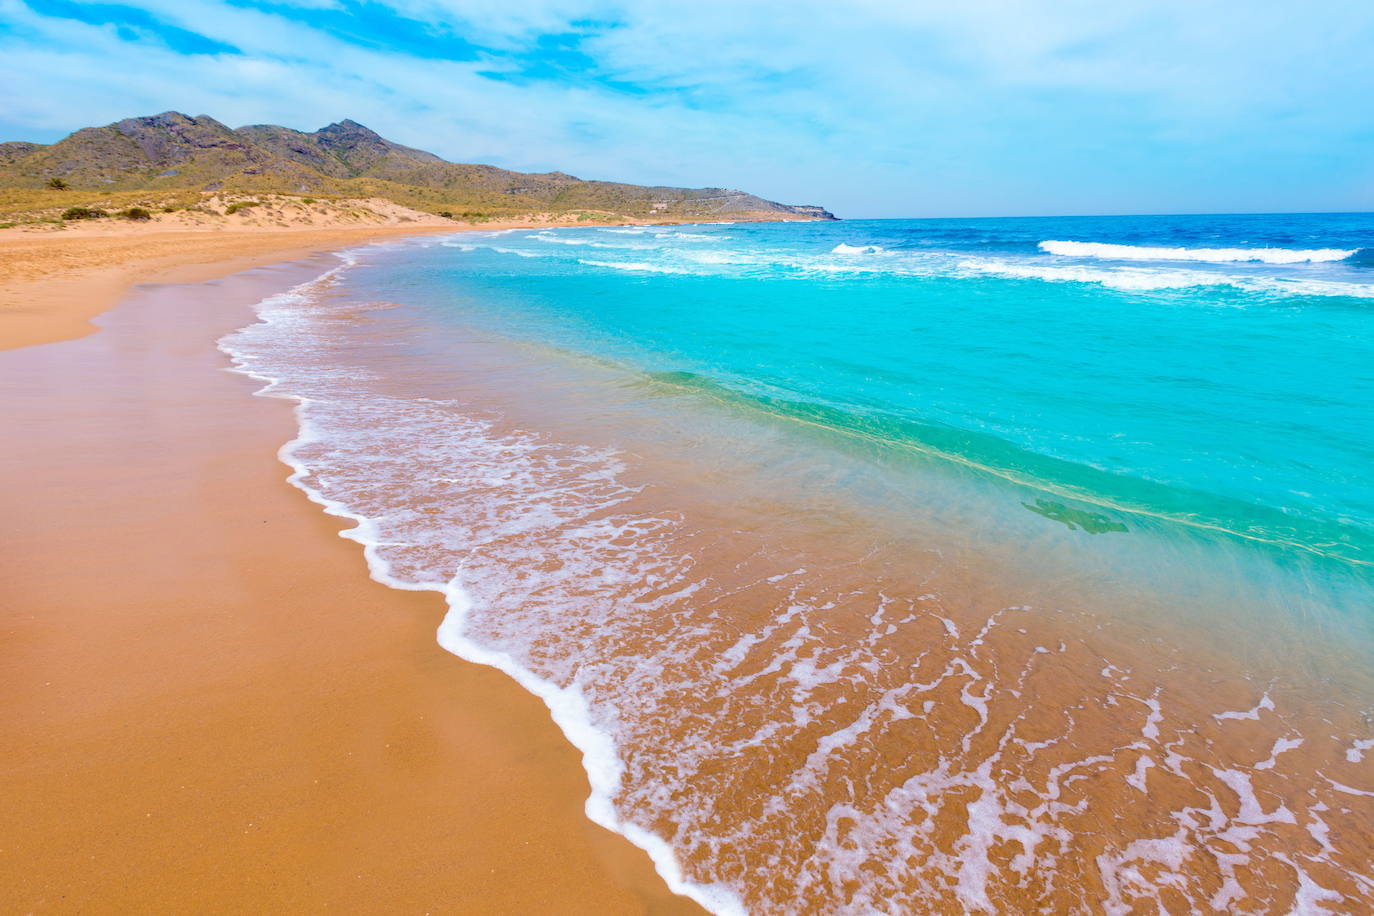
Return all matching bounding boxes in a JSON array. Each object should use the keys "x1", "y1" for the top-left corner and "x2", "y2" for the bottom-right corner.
[{"x1": 0, "y1": 112, "x2": 835, "y2": 220}]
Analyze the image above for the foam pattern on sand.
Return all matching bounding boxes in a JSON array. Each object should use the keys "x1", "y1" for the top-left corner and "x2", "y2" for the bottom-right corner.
[{"x1": 220, "y1": 253, "x2": 1374, "y2": 915}]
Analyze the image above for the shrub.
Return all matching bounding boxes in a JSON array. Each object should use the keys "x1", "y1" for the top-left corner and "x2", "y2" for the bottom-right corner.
[
  {"x1": 117, "y1": 207, "x2": 152, "y2": 221},
  {"x1": 46, "y1": 177, "x2": 69, "y2": 190},
  {"x1": 437, "y1": 210, "x2": 454, "y2": 219},
  {"x1": 302, "y1": 198, "x2": 316, "y2": 204},
  {"x1": 225, "y1": 200, "x2": 263, "y2": 215},
  {"x1": 61, "y1": 206, "x2": 107, "y2": 220}
]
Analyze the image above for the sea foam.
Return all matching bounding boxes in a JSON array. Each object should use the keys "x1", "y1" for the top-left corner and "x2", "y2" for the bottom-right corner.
[
  {"x1": 1040, "y1": 240, "x2": 1356, "y2": 264},
  {"x1": 213, "y1": 235, "x2": 1374, "y2": 915},
  {"x1": 960, "y1": 258, "x2": 1374, "y2": 297},
  {"x1": 218, "y1": 253, "x2": 747, "y2": 916},
  {"x1": 578, "y1": 258, "x2": 694, "y2": 274}
]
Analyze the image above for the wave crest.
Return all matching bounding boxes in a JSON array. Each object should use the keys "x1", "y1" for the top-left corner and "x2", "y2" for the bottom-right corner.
[
  {"x1": 960, "y1": 258, "x2": 1374, "y2": 297},
  {"x1": 1040, "y1": 240, "x2": 1356, "y2": 264},
  {"x1": 579, "y1": 258, "x2": 693, "y2": 274}
]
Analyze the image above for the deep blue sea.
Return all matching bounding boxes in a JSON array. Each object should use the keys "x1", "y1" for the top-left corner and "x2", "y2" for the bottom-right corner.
[{"x1": 226, "y1": 212, "x2": 1374, "y2": 913}]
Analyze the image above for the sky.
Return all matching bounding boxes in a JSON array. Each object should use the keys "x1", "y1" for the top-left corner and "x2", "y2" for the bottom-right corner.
[{"x1": 1, "y1": 0, "x2": 1372, "y2": 218}]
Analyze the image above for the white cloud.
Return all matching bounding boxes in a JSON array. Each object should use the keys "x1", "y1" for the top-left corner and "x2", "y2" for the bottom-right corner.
[{"x1": 2, "y1": 0, "x2": 1372, "y2": 215}]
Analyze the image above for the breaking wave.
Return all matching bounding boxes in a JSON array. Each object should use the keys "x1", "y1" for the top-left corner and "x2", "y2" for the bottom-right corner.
[
  {"x1": 578, "y1": 258, "x2": 694, "y2": 274},
  {"x1": 1040, "y1": 240, "x2": 1357, "y2": 264},
  {"x1": 961, "y1": 258, "x2": 1374, "y2": 298}
]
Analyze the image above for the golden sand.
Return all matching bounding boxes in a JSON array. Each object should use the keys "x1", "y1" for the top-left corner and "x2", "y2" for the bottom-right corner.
[
  {"x1": 0, "y1": 232, "x2": 705, "y2": 913},
  {"x1": 1, "y1": 215, "x2": 544, "y2": 351}
]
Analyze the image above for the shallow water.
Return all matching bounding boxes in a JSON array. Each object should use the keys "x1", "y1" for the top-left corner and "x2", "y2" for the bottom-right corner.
[{"x1": 222, "y1": 214, "x2": 1374, "y2": 914}]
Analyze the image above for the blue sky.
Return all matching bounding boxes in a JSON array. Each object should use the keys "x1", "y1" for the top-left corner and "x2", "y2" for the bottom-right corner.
[{"x1": 1, "y1": 0, "x2": 1372, "y2": 217}]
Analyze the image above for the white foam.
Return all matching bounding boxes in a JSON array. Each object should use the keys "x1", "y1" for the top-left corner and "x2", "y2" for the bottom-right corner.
[
  {"x1": 435, "y1": 589, "x2": 747, "y2": 916},
  {"x1": 1039, "y1": 240, "x2": 1356, "y2": 264},
  {"x1": 1325, "y1": 777, "x2": 1374, "y2": 798},
  {"x1": 437, "y1": 228, "x2": 519, "y2": 242},
  {"x1": 217, "y1": 252, "x2": 746, "y2": 916},
  {"x1": 213, "y1": 246, "x2": 1374, "y2": 915},
  {"x1": 530, "y1": 231, "x2": 656, "y2": 250},
  {"x1": 1214, "y1": 692, "x2": 1275, "y2": 722},
  {"x1": 1281, "y1": 856, "x2": 1343, "y2": 914},
  {"x1": 1213, "y1": 768, "x2": 1297, "y2": 825},
  {"x1": 1126, "y1": 755, "x2": 1154, "y2": 792},
  {"x1": 655, "y1": 231, "x2": 720, "y2": 241},
  {"x1": 1256, "y1": 736, "x2": 1304, "y2": 770},
  {"x1": 1096, "y1": 830, "x2": 1192, "y2": 916},
  {"x1": 1141, "y1": 695, "x2": 1163, "y2": 741},
  {"x1": 959, "y1": 258, "x2": 1374, "y2": 298},
  {"x1": 1347, "y1": 738, "x2": 1374, "y2": 763},
  {"x1": 578, "y1": 258, "x2": 693, "y2": 274},
  {"x1": 1306, "y1": 803, "x2": 1335, "y2": 855},
  {"x1": 961, "y1": 258, "x2": 1228, "y2": 291},
  {"x1": 1211, "y1": 875, "x2": 1247, "y2": 910},
  {"x1": 453, "y1": 228, "x2": 1374, "y2": 301}
]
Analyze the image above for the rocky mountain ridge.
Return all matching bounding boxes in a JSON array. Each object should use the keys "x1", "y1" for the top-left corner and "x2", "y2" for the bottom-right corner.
[{"x1": 0, "y1": 112, "x2": 836, "y2": 220}]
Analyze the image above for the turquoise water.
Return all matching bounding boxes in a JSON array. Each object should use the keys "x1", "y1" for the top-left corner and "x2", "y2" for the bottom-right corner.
[
  {"x1": 354, "y1": 214, "x2": 1374, "y2": 606},
  {"x1": 226, "y1": 213, "x2": 1374, "y2": 913}
]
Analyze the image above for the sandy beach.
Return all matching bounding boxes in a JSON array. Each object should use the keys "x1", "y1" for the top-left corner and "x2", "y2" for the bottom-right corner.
[
  {"x1": 0, "y1": 226, "x2": 705, "y2": 914},
  {"x1": 0, "y1": 207, "x2": 615, "y2": 351},
  {"x1": 5, "y1": 4, "x2": 1369, "y2": 910},
  {"x1": 8, "y1": 217, "x2": 1372, "y2": 915}
]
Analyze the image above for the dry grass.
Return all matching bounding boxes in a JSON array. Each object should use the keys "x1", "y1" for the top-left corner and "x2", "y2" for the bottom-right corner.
[{"x1": 0, "y1": 187, "x2": 650, "y2": 229}]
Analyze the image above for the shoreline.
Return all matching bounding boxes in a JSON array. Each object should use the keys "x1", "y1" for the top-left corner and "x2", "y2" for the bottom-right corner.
[
  {"x1": 0, "y1": 224, "x2": 459, "y2": 351},
  {"x1": 246, "y1": 229, "x2": 1374, "y2": 912},
  {"x1": 0, "y1": 234, "x2": 707, "y2": 913},
  {"x1": 0, "y1": 215, "x2": 798, "y2": 352},
  {"x1": 11, "y1": 220, "x2": 1371, "y2": 911},
  {"x1": 220, "y1": 262, "x2": 743, "y2": 913}
]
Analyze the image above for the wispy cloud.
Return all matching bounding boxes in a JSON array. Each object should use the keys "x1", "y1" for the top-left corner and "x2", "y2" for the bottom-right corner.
[{"x1": 2, "y1": 0, "x2": 1371, "y2": 215}]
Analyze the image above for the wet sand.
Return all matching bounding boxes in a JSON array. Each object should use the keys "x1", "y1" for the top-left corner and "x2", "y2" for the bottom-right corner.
[
  {"x1": 237, "y1": 262, "x2": 1374, "y2": 913},
  {"x1": 0, "y1": 253, "x2": 705, "y2": 913}
]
